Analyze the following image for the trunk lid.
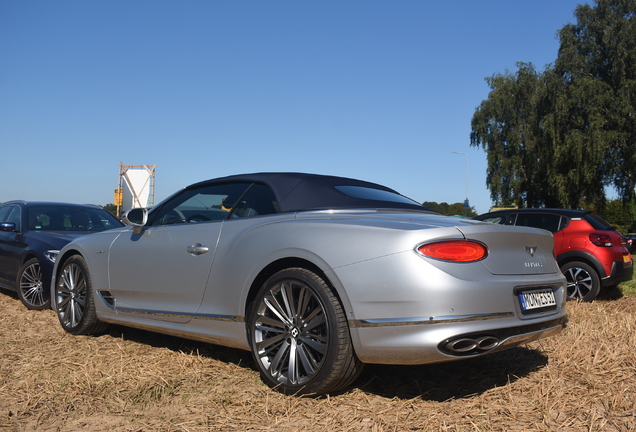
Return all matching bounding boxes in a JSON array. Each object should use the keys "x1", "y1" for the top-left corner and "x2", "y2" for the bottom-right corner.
[{"x1": 456, "y1": 223, "x2": 560, "y2": 275}]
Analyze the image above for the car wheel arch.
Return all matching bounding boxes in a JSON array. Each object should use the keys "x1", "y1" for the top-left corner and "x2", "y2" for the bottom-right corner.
[
  {"x1": 19, "y1": 252, "x2": 39, "y2": 281},
  {"x1": 21, "y1": 251, "x2": 38, "y2": 267},
  {"x1": 16, "y1": 257, "x2": 50, "y2": 310},
  {"x1": 244, "y1": 257, "x2": 351, "y2": 322},
  {"x1": 57, "y1": 249, "x2": 84, "y2": 269},
  {"x1": 557, "y1": 250, "x2": 606, "y2": 279},
  {"x1": 51, "y1": 250, "x2": 84, "y2": 296}
]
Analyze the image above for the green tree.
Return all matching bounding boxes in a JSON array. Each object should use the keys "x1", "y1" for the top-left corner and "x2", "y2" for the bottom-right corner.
[
  {"x1": 422, "y1": 201, "x2": 448, "y2": 214},
  {"x1": 470, "y1": 63, "x2": 559, "y2": 207},
  {"x1": 595, "y1": 198, "x2": 634, "y2": 232},
  {"x1": 103, "y1": 203, "x2": 117, "y2": 216},
  {"x1": 471, "y1": 0, "x2": 636, "y2": 211},
  {"x1": 422, "y1": 201, "x2": 477, "y2": 217},
  {"x1": 555, "y1": 0, "x2": 636, "y2": 206}
]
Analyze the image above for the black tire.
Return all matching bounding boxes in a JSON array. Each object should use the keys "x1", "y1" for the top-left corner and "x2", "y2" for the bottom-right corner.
[
  {"x1": 54, "y1": 255, "x2": 108, "y2": 335},
  {"x1": 561, "y1": 261, "x2": 601, "y2": 302},
  {"x1": 17, "y1": 258, "x2": 50, "y2": 310},
  {"x1": 248, "y1": 268, "x2": 363, "y2": 395}
]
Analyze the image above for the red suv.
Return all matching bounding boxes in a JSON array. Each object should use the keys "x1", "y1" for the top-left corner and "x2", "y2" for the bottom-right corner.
[{"x1": 474, "y1": 209, "x2": 633, "y2": 301}]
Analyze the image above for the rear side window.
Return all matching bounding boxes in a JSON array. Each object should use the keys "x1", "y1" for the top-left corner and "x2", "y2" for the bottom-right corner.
[
  {"x1": 335, "y1": 185, "x2": 420, "y2": 205},
  {"x1": 478, "y1": 213, "x2": 517, "y2": 225},
  {"x1": 515, "y1": 213, "x2": 562, "y2": 233},
  {"x1": 585, "y1": 213, "x2": 616, "y2": 231}
]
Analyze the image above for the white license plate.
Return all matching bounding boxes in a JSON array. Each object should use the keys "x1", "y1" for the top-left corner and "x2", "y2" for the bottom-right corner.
[{"x1": 520, "y1": 289, "x2": 556, "y2": 311}]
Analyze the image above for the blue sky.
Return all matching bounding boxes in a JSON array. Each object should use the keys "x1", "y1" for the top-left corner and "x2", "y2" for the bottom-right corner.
[{"x1": 0, "y1": 1, "x2": 587, "y2": 214}]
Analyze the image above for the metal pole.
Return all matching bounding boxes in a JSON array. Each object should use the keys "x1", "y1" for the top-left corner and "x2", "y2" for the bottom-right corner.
[{"x1": 452, "y1": 152, "x2": 469, "y2": 216}]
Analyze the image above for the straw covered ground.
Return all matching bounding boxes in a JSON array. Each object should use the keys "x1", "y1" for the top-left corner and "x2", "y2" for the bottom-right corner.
[{"x1": 1, "y1": 287, "x2": 635, "y2": 432}]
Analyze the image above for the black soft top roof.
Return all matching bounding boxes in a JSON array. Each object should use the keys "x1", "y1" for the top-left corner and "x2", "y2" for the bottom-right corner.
[{"x1": 187, "y1": 172, "x2": 427, "y2": 213}]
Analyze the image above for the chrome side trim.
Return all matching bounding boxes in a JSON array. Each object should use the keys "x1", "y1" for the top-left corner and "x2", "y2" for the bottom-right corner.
[
  {"x1": 113, "y1": 307, "x2": 245, "y2": 322},
  {"x1": 97, "y1": 291, "x2": 244, "y2": 322},
  {"x1": 348, "y1": 312, "x2": 514, "y2": 328}
]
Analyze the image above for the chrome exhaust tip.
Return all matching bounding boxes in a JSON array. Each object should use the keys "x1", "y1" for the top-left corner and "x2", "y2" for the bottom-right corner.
[{"x1": 443, "y1": 335, "x2": 500, "y2": 356}]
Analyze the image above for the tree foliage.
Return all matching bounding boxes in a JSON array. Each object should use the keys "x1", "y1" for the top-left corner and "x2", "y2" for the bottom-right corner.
[
  {"x1": 470, "y1": 63, "x2": 557, "y2": 207},
  {"x1": 103, "y1": 203, "x2": 117, "y2": 216},
  {"x1": 471, "y1": 0, "x2": 636, "y2": 211},
  {"x1": 596, "y1": 198, "x2": 636, "y2": 232},
  {"x1": 556, "y1": 0, "x2": 636, "y2": 204},
  {"x1": 422, "y1": 201, "x2": 477, "y2": 217}
]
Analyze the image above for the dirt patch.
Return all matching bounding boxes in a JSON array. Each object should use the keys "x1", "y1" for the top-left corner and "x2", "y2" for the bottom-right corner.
[{"x1": 1, "y1": 288, "x2": 635, "y2": 431}]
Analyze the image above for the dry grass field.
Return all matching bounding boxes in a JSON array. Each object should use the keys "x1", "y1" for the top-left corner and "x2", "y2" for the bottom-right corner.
[{"x1": 1, "y1": 286, "x2": 635, "y2": 432}]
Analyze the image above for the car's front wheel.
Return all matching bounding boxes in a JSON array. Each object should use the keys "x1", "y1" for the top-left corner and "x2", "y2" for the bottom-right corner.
[
  {"x1": 248, "y1": 268, "x2": 363, "y2": 395},
  {"x1": 561, "y1": 261, "x2": 601, "y2": 302},
  {"x1": 17, "y1": 258, "x2": 50, "y2": 310},
  {"x1": 54, "y1": 255, "x2": 108, "y2": 335}
]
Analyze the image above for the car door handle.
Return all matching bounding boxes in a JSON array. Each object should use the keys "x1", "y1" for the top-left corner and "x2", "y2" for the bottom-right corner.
[{"x1": 186, "y1": 243, "x2": 209, "y2": 256}]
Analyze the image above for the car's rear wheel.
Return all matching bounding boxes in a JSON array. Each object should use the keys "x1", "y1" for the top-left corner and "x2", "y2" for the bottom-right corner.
[
  {"x1": 54, "y1": 255, "x2": 108, "y2": 335},
  {"x1": 17, "y1": 258, "x2": 50, "y2": 310},
  {"x1": 248, "y1": 268, "x2": 363, "y2": 395},
  {"x1": 561, "y1": 261, "x2": 601, "y2": 302}
]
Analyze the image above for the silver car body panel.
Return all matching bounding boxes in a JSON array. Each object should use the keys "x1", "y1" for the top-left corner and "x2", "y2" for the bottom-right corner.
[
  {"x1": 107, "y1": 222, "x2": 223, "y2": 323},
  {"x1": 52, "y1": 209, "x2": 567, "y2": 363}
]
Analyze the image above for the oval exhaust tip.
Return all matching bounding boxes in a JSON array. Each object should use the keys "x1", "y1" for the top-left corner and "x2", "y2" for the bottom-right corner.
[{"x1": 444, "y1": 335, "x2": 500, "y2": 355}]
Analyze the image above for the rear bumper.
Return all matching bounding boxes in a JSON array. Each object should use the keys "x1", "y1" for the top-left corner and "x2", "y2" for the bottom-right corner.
[
  {"x1": 602, "y1": 259, "x2": 634, "y2": 287},
  {"x1": 348, "y1": 312, "x2": 568, "y2": 365}
]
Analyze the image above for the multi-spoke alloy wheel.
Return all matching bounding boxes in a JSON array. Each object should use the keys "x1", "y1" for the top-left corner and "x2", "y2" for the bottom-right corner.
[
  {"x1": 249, "y1": 268, "x2": 362, "y2": 395},
  {"x1": 54, "y1": 255, "x2": 106, "y2": 335},
  {"x1": 17, "y1": 258, "x2": 50, "y2": 310},
  {"x1": 57, "y1": 261, "x2": 87, "y2": 329},
  {"x1": 254, "y1": 278, "x2": 328, "y2": 386},
  {"x1": 561, "y1": 261, "x2": 600, "y2": 302}
]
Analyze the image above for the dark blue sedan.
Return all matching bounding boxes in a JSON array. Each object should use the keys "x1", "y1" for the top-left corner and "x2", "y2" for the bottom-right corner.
[{"x1": 0, "y1": 201, "x2": 124, "y2": 309}]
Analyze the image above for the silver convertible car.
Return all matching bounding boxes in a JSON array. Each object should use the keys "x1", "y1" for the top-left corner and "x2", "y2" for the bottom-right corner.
[{"x1": 51, "y1": 173, "x2": 568, "y2": 395}]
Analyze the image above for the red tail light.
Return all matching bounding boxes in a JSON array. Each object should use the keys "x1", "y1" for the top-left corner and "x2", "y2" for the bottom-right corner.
[
  {"x1": 589, "y1": 233, "x2": 613, "y2": 247},
  {"x1": 417, "y1": 240, "x2": 488, "y2": 262}
]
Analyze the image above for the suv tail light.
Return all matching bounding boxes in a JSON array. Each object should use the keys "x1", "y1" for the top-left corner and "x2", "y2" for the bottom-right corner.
[
  {"x1": 417, "y1": 240, "x2": 488, "y2": 262},
  {"x1": 589, "y1": 233, "x2": 613, "y2": 247}
]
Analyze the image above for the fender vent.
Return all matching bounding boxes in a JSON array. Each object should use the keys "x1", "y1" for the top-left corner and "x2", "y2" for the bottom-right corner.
[{"x1": 98, "y1": 291, "x2": 115, "y2": 307}]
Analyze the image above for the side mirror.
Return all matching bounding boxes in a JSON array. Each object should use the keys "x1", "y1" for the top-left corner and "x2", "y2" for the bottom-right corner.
[
  {"x1": 0, "y1": 222, "x2": 17, "y2": 232},
  {"x1": 122, "y1": 208, "x2": 148, "y2": 235}
]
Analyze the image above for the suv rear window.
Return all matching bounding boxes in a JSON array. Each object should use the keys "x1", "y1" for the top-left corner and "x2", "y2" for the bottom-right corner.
[{"x1": 584, "y1": 213, "x2": 616, "y2": 231}]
